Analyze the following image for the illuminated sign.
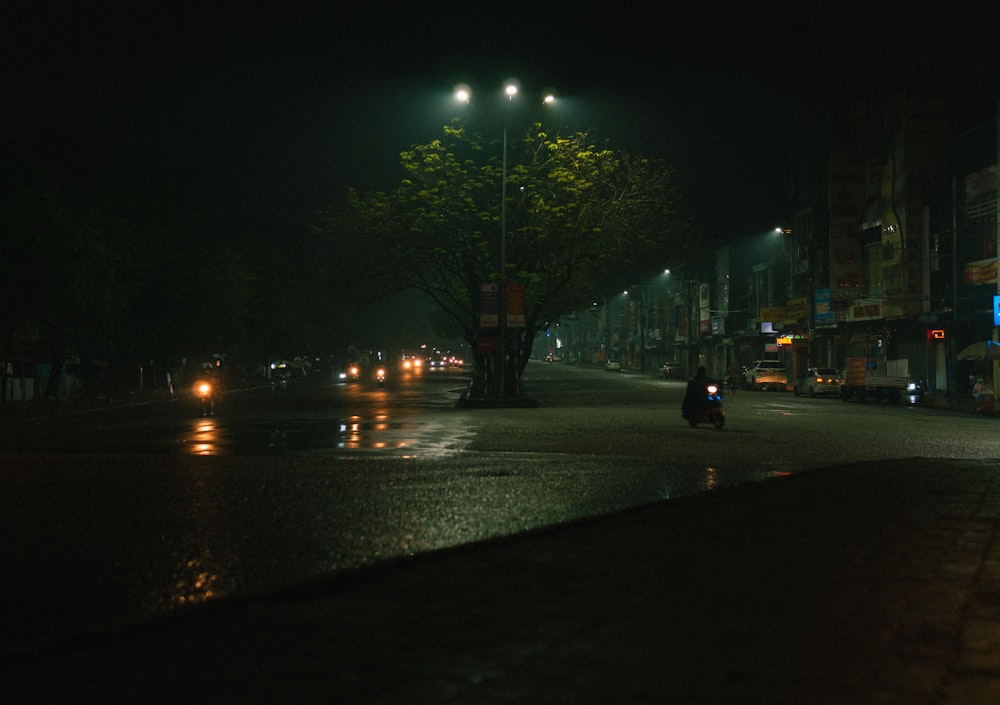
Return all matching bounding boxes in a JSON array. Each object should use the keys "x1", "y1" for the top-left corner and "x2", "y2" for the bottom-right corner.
[
  {"x1": 776, "y1": 336, "x2": 793, "y2": 345},
  {"x1": 928, "y1": 329, "x2": 946, "y2": 340},
  {"x1": 995, "y1": 296, "x2": 1000, "y2": 326}
]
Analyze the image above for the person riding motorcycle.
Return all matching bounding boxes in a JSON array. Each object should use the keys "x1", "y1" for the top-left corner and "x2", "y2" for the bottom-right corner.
[
  {"x1": 725, "y1": 363, "x2": 741, "y2": 392},
  {"x1": 682, "y1": 365, "x2": 710, "y2": 418},
  {"x1": 194, "y1": 362, "x2": 224, "y2": 416},
  {"x1": 681, "y1": 364, "x2": 725, "y2": 428}
]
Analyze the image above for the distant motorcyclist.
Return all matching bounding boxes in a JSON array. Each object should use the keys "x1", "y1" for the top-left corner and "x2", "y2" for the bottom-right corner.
[
  {"x1": 682, "y1": 365, "x2": 709, "y2": 418},
  {"x1": 682, "y1": 365, "x2": 725, "y2": 429},
  {"x1": 725, "y1": 363, "x2": 740, "y2": 392}
]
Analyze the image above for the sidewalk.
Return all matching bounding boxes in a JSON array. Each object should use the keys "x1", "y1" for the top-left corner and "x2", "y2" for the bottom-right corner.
[
  {"x1": 923, "y1": 389, "x2": 991, "y2": 415},
  {"x1": 5, "y1": 457, "x2": 1000, "y2": 703}
]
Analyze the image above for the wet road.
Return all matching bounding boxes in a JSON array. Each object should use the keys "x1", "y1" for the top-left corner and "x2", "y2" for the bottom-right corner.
[{"x1": 2, "y1": 362, "x2": 998, "y2": 655}]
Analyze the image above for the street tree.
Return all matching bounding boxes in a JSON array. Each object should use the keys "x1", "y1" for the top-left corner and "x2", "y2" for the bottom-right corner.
[
  {"x1": 0, "y1": 190, "x2": 133, "y2": 403},
  {"x1": 314, "y1": 121, "x2": 687, "y2": 398}
]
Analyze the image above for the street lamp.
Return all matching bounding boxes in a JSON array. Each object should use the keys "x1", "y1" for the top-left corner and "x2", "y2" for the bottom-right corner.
[
  {"x1": 453, "y1": 81, "x2": 557, "y2": 399},
  {"x1": 625, "y1": 269, "x2": 672, "y2": 373},
  {"x1": 499, "y1": 80, "x2": 517, "y2": 398}
]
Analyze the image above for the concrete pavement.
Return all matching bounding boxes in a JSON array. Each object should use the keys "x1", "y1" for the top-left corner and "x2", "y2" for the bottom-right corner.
[{"x1": 5, "y1": 454, "x2": 1000, "y2": 703}]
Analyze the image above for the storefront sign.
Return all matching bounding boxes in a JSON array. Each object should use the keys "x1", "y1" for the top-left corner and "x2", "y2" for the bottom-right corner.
[
  {"x1": 847, "y1": 298, "x2": 883, "y2": 322},
  {"x1": 964, "y1": 258, "x2": 997, "y2": 285}
]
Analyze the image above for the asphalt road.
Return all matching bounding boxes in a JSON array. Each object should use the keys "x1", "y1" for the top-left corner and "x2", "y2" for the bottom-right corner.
[{"x1": 2, "y1": 362, "x2": 998, "y2": 658}]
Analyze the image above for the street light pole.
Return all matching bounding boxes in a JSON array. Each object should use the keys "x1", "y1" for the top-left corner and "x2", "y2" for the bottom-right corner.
[
  {"x1": 498, "y1": 118, "x2": 508, "y2": 398},
  {"x1": 497, "y1": 81, "x2": 518, "y2": 399},
  {"x1": 455, "y1": 81, "x2": 556, "y2": 400},
  {"x1": 687, "y1": 277, "x2": 696, "y2": 378}
]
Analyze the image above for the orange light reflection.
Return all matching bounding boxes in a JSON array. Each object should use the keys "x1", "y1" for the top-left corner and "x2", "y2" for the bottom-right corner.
[{"x1": 190, "y1": 419, "x2": 219, "y2": 455}]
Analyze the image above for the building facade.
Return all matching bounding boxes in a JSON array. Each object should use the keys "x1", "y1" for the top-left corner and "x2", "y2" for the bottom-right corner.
[{"x1": 560, "y1": 91, "x2": 998, "y2": 396}]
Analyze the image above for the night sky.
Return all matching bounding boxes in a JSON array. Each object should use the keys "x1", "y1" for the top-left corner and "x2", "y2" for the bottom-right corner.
[{"x1": 5, "y1": 3, "x2": 998, "y2": 248}]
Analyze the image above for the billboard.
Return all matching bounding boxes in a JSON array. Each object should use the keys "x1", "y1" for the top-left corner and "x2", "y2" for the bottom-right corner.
[
  {"x1": 814, "y1": 288, "x2": 835, "y2": 325},
  {"x1": 480, "y1": 283, "x2": 498, "y2": 327}
]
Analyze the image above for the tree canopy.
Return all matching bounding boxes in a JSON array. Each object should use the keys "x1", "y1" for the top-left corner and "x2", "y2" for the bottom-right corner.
[
  {"x1": 313, "y1": 121, "x2": 689, "y2": 398},
  {"x1": 1, "y1": 119, "x2": 689, "y2": 405}
]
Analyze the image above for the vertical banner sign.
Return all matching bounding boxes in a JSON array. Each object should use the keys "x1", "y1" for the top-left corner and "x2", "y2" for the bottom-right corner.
[
  {"x1": 480, "y1": 283, "x2": 499, "y2": 328},
  {"x1": 699, "y1": 283, "x2": 711, "y2": 335},
  {"x1": 814, "y1": 288, "x2": 834, "y2": 325},
  {"x1": 506, "y1": 282, "x2": 526, "y2": 328},
  {"x1": 993, "y1": 295, "x2": 1000, "y2": 326}
]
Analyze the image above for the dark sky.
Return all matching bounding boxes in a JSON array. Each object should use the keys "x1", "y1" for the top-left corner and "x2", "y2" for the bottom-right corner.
[{"x1": 5, "y1": 2, "x2": 998, "y2": 245}]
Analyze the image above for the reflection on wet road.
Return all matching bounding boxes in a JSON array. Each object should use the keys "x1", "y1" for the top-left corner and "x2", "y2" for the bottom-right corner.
[
  {"x1": 6, "y1": 363, "x2": 1000, "y2": 656},
  {"x1": 256, "y1": 413, "x2": 475, "y2": 458},
  {"x1": 188, "y1": 418, "x2": 220, "y2": 455},
  {"x1": 182, "y1": 377, "x2": 476, "y2": 459}
]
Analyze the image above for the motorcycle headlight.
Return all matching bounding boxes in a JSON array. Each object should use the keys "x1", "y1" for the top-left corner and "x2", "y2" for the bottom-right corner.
[{"x1": 706, "y1": 384, "x2": 718, "y2": 394}]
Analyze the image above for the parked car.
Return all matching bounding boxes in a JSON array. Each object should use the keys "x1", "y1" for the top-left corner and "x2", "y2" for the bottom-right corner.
[
  {"x1": 745, "y1": 360, "x2": 787, "y2": 391},
  {"x1": 793, "y1": 367, "x2": 841, "y2": 397},
  {"x1": 606, "y1": 360, "x2": 622, "y2": 371}
]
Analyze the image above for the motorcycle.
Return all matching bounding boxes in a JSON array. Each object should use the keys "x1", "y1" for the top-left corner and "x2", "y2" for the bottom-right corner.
[
  {"x1": 338, "y1": 363, "x2": 361, "y2": 383},
  {"x1": 375, "y1": 366, "x2": 387, "y2": 386},
  {"x1": 682, "y1": 380, "x2": 725, "y2": 429},
  {"x1": 194, "y1": 379, "x2": 220, "y2": 416}
]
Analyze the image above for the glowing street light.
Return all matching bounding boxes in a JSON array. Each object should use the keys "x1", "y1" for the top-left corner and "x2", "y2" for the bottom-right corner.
[{"x1": 453, "y1": 80, "x2": 557, "y2": 399}]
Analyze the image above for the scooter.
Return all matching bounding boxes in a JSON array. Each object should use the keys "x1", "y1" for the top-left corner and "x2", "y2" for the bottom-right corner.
[
  {"x1": 338, "y1": 364, "x2": 361, "y2": 383},
  {"x1": 195, "y1": 380, "x2": 220, "y2": 416},
  {"x1": 682, "y1": 381, "x2": 725, "y2": 429}
]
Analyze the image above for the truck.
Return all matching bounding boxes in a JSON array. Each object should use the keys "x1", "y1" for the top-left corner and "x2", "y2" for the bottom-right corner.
[{"x1": 840, "y1": 357, "x2": 914, "y2": 403}]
